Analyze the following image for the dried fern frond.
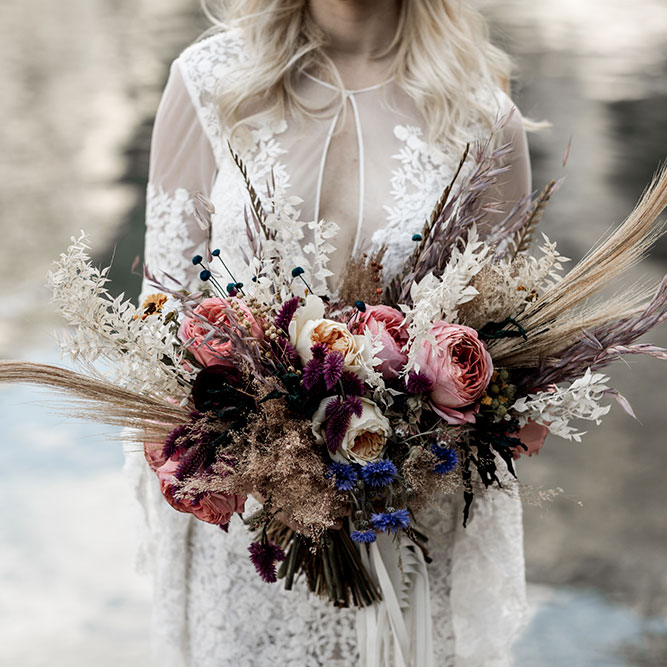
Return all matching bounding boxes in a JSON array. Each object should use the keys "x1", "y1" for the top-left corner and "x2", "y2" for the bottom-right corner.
[
  {"x1": 490, "y1": 165, "x2": 667, "y2": 366},
  {"x1": 0, "y1": 361, "x2": 189, "y2": 443},
  {"x1": 228, "y1": 140, "x2": 269, "y2": 237}
]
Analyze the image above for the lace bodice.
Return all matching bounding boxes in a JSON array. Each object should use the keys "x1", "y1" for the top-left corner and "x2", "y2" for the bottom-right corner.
[{"x1": 129, "y1": 28, "x2": 530, "y2": 667}]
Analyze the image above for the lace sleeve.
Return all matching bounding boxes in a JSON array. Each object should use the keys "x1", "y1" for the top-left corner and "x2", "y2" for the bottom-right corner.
[
  {"x1": 142, "y1": 59, "x2": 216, "y2": 299},
  {"x1": 126, "y1": 58, "x2": 218, "y2": 667}
]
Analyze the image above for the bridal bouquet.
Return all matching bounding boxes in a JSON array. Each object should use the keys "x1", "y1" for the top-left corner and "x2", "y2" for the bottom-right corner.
[{"x1": 2, "y1": 126, "x2": 666, "y2": 608}]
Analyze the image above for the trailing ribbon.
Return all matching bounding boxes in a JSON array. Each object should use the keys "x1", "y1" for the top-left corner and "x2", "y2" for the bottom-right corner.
[{"x1": 356, "y1": 531, "x2": 434, "y2": 667}]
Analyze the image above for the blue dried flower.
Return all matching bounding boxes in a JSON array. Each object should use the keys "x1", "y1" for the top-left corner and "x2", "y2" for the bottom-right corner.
[
  {"x1": 361, "y1": 460, "x2": 397, "y2": 488},
  {"x1": 371, "y1": 509, "x2": 411, "y2": 533},
  {"x1": 227, "y1": 282, "x2": 238, "y2": 296},
  {"x1": 351, "y1": 530, "x2": 377, "y2": 544},
  {"x1": 354, "y1": 300, "x2": 367, "y2": 313},
  {"x1": 325, "y1": 461, "x2": 359, "y2": 491},
  {"x1": 211, "y1": 248, "x2": 221, "y2": 257},
  {"x1": 199, "y1": 269, "x2": 211, "y2": 281},
  {"x1": 431, "y1": 444, "x2": 459, "y2": 474},
  {"x1": 291, "y1": 266, "x2": 305, "y2": 278},
  {"x1": 412, "y1": 233, "x2": 422, "y2": 242},
  {"x1": 192, "y1": 254, "x2": 203, "y2": 265}
]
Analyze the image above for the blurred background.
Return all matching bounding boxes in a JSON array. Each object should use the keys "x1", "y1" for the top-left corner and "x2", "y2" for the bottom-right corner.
[{"x1": 0, "y1": 1, "x2": 665, "y2": 665}]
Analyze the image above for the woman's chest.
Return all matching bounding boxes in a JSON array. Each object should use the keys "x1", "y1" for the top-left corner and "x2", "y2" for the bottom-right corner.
[{"x1": 207, "y1": 95, "x2": 474, "y2": 280}]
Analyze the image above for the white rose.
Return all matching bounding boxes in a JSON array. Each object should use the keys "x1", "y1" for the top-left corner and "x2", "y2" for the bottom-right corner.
[
  {"x1": 289, "y1": 294, "x2": 364, "y2": 372},
  {"x1": 312, "y1": 396, "x2": 392, "y2": 463}
]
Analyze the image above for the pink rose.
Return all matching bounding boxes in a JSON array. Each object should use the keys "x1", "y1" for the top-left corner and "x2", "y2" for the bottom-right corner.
[
  {"x1": 190, "y1": 493, "x2": 246, "y2": 526},
  {"x1": 415, "y1": 322, "x2": 493, "y2": 425},
  {"x1": 154, "y1": 455, "x2": 246, "y2": 528},
  {"x1": 154, "y1": 456, "x2": 195, "y2": 514},
  {"x1": 178, "y1": 297, "x2": 263, "y2": 368},
  {"x1": 354, "y1": 305, "x2": 408, "y2": 379},
  {"x1": 144, "y1": 441, "x2": 167, "y2": 472},
  {"x1": 512, "y1": 420, "x2": 549, "y2": 460}
]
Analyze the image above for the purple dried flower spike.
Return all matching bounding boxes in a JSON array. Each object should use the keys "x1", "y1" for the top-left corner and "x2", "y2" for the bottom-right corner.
[
  {"x1": 405, "y1": 371, "x2": 433, "y2": 394},
  {"x1": 340, "y1": 371, "x2": 364, "y2": 397},
  {"x1": 324, "y1": 396, "x2": 363, "y2": 453},
  {"x1": 248, "y1": 540, "x2": 286, "y2": 583},
  {"x1": 323, "y1": 351, "x2": 344, "y2": 390},
  {"x1": 274, "y1": 296, "x2": 300, "y2": 333}
]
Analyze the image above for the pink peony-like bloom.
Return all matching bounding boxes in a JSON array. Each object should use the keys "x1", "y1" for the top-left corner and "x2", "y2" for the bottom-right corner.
[
  {"x1": 354, "y1": 305, "x2": 409, "y2": 379},
  {"x1": 415, "y1": 322, "x2": 493, "y2": 425},
  {"x1": 178, "y1": 297, "x2": 263, "y2": 368},
  {"x1": 513, "y1": 420, "x2": 549, "y2": 460},
  {"x1": 154, "y1": 455, "x2": 246, "y2": 527},
  {"x1": 191, "y1": 492, "x2": 246, "y2": 526}
]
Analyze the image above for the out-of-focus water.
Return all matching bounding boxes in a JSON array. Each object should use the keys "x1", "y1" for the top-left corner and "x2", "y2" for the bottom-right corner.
[{"x1": 0, "y1": 1, "x2": 666, "y2": 665}]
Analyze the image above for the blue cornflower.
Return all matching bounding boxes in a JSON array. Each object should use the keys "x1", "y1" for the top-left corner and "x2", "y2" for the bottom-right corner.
[
  {"x1": 371, "y1": 508, "x2": 411, "y2": 534},
  {"x1": 431, "y1": 444, "x2": 459, "y2": 475},
  {"x1": 351, "y1": 530, "x2": 377, "y2": 544},
  {"x1": 361, "y1": 460, "x2": 397, "y2": 488},
  {"x1": 325, "y1": 461, "x2": 359, "y2": 492}
]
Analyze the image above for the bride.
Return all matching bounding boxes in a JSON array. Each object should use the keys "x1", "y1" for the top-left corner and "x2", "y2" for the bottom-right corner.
[{"x1": 127, "y1": 0, "x2": 534, "y2": 665}]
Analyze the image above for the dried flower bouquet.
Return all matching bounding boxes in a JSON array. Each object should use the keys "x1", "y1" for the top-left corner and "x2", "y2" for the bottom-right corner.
[{"x1": 2, "y1": 120, "x2": 666, "y2": 608}]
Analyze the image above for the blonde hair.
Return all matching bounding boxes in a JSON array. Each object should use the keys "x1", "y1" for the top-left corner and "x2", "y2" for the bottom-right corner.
[{"x1": 201, "y1": 0, "x2": 517, "y2": 148}]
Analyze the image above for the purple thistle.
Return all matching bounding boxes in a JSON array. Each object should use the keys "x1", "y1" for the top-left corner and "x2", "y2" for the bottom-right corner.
[
  {"x1": 431, "y1": 444, "x2": 459, "y2": 474},
  {"x1": 351, "y1": 530, "x2": 377, "y2": 544},
  {"x1": 274, "y1": 296, "x2": 300, "y2": 333},
  {"x1": 405, "y1": 371, "x2": 434, "y2": 394},
  {"x1": 302, "y1": 355, "x2": 325, "y2": 391},
  {"x1": 361, "y1": 460, "x2": 397, "y2": 488},
  {"x1": 371, "y1": 509, "x2": 411, "y2": 534},
  {"x1": 323, "y1": 351, "x2": 344, "y2": 390},
  {"x1": 325, "y1": 461, "x2": 359, "y2": 491},
  {"x1": 248, "y1": 540, "x2": 286, "y2": 583},
  {"x1": 324, "y1": 398, "x2": 355, "y2": 453},
  {"x1": 340, "y1": 371, "x2": 364, "y2": 396}
]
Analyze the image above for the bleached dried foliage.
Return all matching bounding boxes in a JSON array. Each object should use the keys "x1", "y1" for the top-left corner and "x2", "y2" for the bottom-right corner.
[
  {"x1": 48, "y1": 233, "x2": 193, "y2": 400},
  {"x1": 510, "y1": 369, "x2": 611, "y2": 442}
]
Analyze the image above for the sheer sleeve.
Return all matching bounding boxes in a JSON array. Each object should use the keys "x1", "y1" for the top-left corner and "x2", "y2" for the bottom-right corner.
[
  {"x1": 126, "y1": 58, "x2": 217, "y2": 667},
  {"x1": 142, "y1": 59, "x2": 216, "y2": 299},
  {"x1": 477, "y1": 91, "x2": 533, "y2": 240}
]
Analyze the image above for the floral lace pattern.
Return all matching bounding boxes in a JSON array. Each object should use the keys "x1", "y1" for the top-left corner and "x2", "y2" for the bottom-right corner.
[
  {"x1": 129, "y1": 29, "x2": 528, "y2": 667},
  {"x1": 143, "y1": 184, "x2": 207, "y2": 300}
]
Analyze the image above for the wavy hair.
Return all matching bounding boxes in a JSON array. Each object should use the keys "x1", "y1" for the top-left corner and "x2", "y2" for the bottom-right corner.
[{"x1": 200, "y1": 0, "x2": 520, "y2": 148}]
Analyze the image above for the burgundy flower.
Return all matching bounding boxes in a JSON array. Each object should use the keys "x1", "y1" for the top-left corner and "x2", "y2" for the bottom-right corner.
[
  {"x1": 405, "y1": 370, "x2": 434, "y2": 395},
  {"x1": 275, "y1": 296, "x2": 300, "y2": 333},
  {"x1": 323, "y1": 351, "x2": 344, "y2": 390},
  {"x1": 191, "y1": 362, "x2": 243, "y2": 411},
  {"x1": 248, "y1": 540, "x2": 286, "y2": 583}
]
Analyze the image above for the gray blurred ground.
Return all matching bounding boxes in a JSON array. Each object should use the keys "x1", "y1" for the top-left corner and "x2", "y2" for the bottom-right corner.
[{"x1": 0, "y1": 1, "x2": 666, "y2": 665}]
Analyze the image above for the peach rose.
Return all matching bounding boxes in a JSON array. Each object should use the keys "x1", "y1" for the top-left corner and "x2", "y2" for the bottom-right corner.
[
  {"x1": 290, "y1": 295, "x2": 364, "y2": 371},
  {"x1": 415, "y1": 322, "x2": 493, "y2": 425},
  {"x1": 178, "y1": 297, "x2": 263, "y2": 368},
  {"x1": 354, "y1": 305, "x2": 408, "y2": 379}
]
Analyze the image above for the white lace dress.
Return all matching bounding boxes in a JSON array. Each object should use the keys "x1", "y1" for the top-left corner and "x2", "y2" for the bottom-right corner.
[{"x1": 125, "y1": 28, "x2": 532, "y2": 667}]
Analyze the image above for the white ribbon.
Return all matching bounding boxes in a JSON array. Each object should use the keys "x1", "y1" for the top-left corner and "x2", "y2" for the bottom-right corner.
[{"x1": 356, "y1": 531, "x2": 434, "y2": 667}]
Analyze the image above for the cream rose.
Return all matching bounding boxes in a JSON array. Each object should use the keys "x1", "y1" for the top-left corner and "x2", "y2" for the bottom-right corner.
[
  {"x1": 290, "y1": 294, "x2": 364, "y2": 371},
  {"x1": 312, "y1": 396, "x2": 392, "y2": 463}
]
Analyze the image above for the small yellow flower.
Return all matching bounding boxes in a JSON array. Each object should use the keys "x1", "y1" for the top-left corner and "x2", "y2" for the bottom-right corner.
[{"x1": 136, "y1": 293, "x2": 168, "y2": 320}]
